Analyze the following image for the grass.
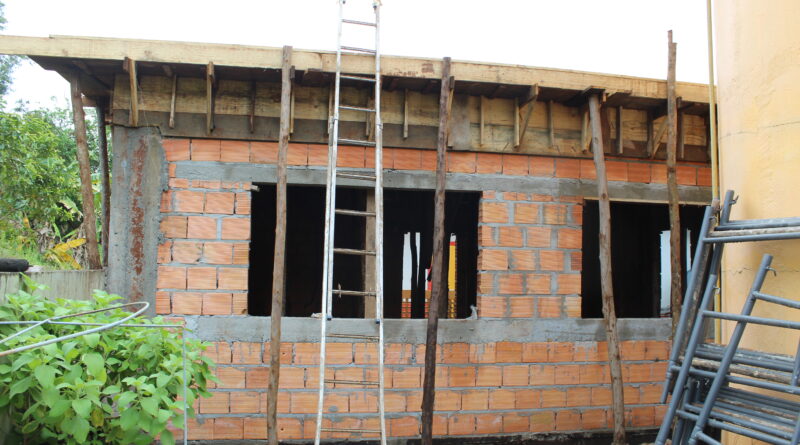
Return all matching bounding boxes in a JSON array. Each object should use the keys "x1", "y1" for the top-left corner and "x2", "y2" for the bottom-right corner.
[{"x1": 0, "y1": 238, "x2": 71, "y2": 270}]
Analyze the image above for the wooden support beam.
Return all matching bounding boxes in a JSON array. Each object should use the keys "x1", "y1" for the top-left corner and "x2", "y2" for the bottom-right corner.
[
  {"x1": 289, "y1": 86, "x2": 295, "y2": 136},
  {"x1": 421, "y1": 56, "x2": 451, "y2": 445},
  {"x1": 517, "y1": 84, "x2": 539, "y2": 147},
  {"x1": 581, "y1": 109, "x2": 590, "y2": 153},
  {"x1": 68, "y1": 74, "x2": 102, "y2": 270},
  {"x1": 206, "y1": 62, "x2": 215, "y2": 135},
  {"x1": 249, "y1": 80, "x2": 256, "y2": 133},
  {"x1": 649, "y1": 116, "x2": 669, "y2": 159},
  {"x1": 327, "y1": 81, "x2": 334, "y2": 136},
  {"x1": 366, "y1": 96, "x2": 375, "y2": 139},
  {"x1": 169, "y1": 74, "x2": 177, "y2": 129},
  {"x1": 513, "y1": 97, "x2": 520, "y2": 148},
  {"x1": 646, "y1": 110, "x2": 654, "y2": 156},
  {"x1": 161, "y1": 64, "x2": 174, "y2": 78},
  {"x1": 677, "y1": 97, "x2": 685, "y2": 159},
  {"x1": 588, "y1": 93, "x2": 626, "y2": 445},
  {"x1": 547, "y1": 100, "x2": 556, "y2": 150},
  {"x1": 446, "y1": 76, "x2": 455, "y2": 148},
  {"x1": 479, "y1": 95, "x2": 486, "y2": 147},
  {"x1": 267, "y1": 45, "x2": 292, "y2": 445},
  {"x1": 616, "y1": 106, "x2": 624, "y2": 154},
  {"x1": 124, "y1": 58, "x2": 138, "y2": 127},
  {"x1": 403, "y1": 88, "x2": 409, "y2": 139},
  {"x1": 96, "y1": 105, "x2": 111, "y2": 267},
  {"x1": 666, "y1": 31, "x2": 682, "y2": 337}
]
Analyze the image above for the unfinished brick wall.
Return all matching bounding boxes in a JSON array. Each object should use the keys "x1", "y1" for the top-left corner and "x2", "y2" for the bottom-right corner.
[{"x1": 155, "y1": 137, "x2": 711, "y2": 441}]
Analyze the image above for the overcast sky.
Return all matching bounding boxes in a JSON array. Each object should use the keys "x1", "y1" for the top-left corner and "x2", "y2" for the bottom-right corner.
[{"x1": 2, "y1": 0, "x2": 714, "y2": 110}]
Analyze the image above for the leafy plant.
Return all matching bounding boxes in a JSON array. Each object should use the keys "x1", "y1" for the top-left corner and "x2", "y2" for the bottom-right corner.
[
  {"x1": 0, "y1": 282, "x2": 217, "y2": 444},
  {"x1": 44, "y1": 238, "x2": 86, "y2": 269}
]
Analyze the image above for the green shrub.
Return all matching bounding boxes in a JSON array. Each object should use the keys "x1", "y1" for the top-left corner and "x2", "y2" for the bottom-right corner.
[{"x1": 0, "y1": 282, "x2": 216, "y2": 444}]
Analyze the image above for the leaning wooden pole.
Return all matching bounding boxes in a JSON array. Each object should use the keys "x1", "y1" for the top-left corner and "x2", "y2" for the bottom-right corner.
[
  {"x1": 68, "y1": 75, "x2": 102, "y2": 270},
  {"x1": 421, "y1": 57, "x2": 451, "y2": 445},
  {"x1": 666, "y1": 31, "x2": 683, "y2": 337},
  {"x1": 96, "y1": 105, "x2": 111, "y2": 267},
  {"x1": 267, "y1": 45, "x2": 292, "y2": 445},
  {"x1": 587, "y1": 93, "x2": 626, "y2": 445}
]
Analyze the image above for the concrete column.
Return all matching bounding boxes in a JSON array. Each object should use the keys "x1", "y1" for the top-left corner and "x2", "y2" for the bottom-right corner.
[{"x1": 107, "y1": 126, "x2": 166, "y2": 313}]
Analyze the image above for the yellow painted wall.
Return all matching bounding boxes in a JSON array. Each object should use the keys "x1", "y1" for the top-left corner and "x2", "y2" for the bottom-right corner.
[{"x1": 715, "y1": 1, "x2": 800, "y2": 442}]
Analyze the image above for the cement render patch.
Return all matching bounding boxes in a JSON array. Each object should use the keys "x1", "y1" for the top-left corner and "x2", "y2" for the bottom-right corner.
[{"x1": 185, "y1": 316, "x2": 671, "y2": 343}]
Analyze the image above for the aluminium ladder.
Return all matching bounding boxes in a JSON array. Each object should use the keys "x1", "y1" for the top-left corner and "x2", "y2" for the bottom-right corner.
[{"x1": 315, "y1": 1, "x2": 387, "y2": 444}]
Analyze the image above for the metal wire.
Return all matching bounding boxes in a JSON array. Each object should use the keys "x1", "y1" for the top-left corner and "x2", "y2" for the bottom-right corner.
[{"x1": 0, "y1": 301, "x2": 191, "y2": 444}]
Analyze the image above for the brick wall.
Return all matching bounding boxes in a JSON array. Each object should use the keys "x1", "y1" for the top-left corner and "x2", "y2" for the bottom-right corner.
[{"x1": 155, "y1": 137, "x2": 709, "y2": 441}]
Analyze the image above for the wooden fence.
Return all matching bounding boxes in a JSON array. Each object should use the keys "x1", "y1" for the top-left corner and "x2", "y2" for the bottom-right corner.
[{"x1": 0, "y1": 270, "x2": 105, "y2": 303}]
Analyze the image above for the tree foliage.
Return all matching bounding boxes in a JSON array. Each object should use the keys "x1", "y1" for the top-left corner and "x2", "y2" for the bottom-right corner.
[
  {"x1": 0, "y1": 1, "x2": 20, "y2": 99},
  {"x1": 0, "y1": 281, "x2": 216, "y2": 444}
]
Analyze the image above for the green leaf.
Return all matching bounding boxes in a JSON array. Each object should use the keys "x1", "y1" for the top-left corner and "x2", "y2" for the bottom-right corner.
[
  {"x1": 34, "y1": 365, "x2": 56, "y2": 388},
  {"x1": 49, "y1": 399, "x2": 71, "y2": 418},
  {"x1": 140, "y1": 397, "x2": 158, "y2": 417},
  {"x1": 72, "y1": 398, "x2": 91, "y2": 418},
  {"x1": 102, "y1": 384, "x2": 121, "y2": 395},
  {"x1": 156, "y1": 372, "x2": 170, "y2": 388},
  {"x1": 83, "y1": 333, "x2": 100, "y2": 347},
  {"x1": 40, "y1": 386, "x2": 59, "y2": 408},
  {"x1": 9, "y1": 376, "x2": 32, "y2": 398},
  {"x1": 119, "y1": 407, "x2": 139, "y2": 431},
  {"x1": 72, "y1": 415, "x2": 90, "y2": 443},
  {"x1": 116, "y1": 391, "x2": 136, "y2": 408},
  {"x1": 160, "y1": 429, "x2": 175, "y2": 445},
  {"x1": 83, "y1": 352, "x2": 105, "y2": 380},
  {"x1": 157, "y1": 408, "x2": 172, "y2": 424}
]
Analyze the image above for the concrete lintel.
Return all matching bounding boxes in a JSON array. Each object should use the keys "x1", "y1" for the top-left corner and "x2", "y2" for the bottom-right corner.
[
  {"x1": 174, "y1": 161, "x2": 711, "y2": 204},
  {"x1": 185, "y1": 316, "x2": 671, "y2": 344}
]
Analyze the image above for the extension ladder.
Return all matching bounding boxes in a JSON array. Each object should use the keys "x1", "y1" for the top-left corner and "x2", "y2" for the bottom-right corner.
[{"x1": 315, "y1": 1, "x2": 386, "y2": 444}]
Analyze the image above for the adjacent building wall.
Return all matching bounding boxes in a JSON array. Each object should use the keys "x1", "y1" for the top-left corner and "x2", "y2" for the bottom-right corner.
[{"x1": 715, "y1": 2, "x2": 800, "y2": 443}]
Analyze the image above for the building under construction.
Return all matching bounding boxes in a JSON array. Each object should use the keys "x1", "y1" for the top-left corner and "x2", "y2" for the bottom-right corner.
[{"x1": 0, "y1": 13, "x2": 719, "y2": 442}]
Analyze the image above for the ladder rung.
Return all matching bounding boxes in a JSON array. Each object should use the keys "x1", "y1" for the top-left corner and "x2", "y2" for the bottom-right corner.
[
  {"x1": 332, "y1": 289, "x2": 376, "y2": 296},
  {"x1": 341, "y1": 46, "x2": 377, "y2": 54},
  {"x1": 335, "y1": 208, "x2": 376, "y2": 217},
  {"x1": 341, "y1": 75, "x2": 376, "y2": 83},
  {"x1": 327, "y1": 333, "x2": 379, "y2": 341},
  {"x1": 321, "y1": 428, "x2": 381, "y2": 433},
  {"x1": 324, "y1": 379, "x2": 380, "y2": 386},
  {"x1": 340, "y1": 105, "x2": 376, "y2": 113},
  {"x1": 333, "y1": 248, "x2": 376, "y2": 256},
  {"x1": 338, "y1": 138, "x2": 376, "y2": 147},
  {"x1": 337, "y1": 172, "x2": 376, "y2": 181},
  {"x1": 342, "y1": 18, "x2": 377, "y2": 27}
]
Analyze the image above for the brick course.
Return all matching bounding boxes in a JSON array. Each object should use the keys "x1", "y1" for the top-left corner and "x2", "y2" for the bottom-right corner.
[{"x1": 157, "y1": 138, "x2": 696, "y2": 441}]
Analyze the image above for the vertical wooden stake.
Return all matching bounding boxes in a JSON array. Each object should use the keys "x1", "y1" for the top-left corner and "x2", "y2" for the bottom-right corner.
[
  {"x1": 479, "y1": 96, "x2": 486, "y2": 147},
  {"x1": 588, "y1": 93, "x2": 626, "y2": 445},
  {"x1": 249, "y1": 80, "x2": 257, "y2": 133},
  {"x1": 581, "y1": 110, "x2": 590, "y2": 152},
  {"x1": 69, "y1": 75, "x2": 102, "y2": 270},
  {"x1": 666, "y1": 31, "x2": 682, "y2": 337},
  {"x1": 518, "y1": 84, "x2": 538, "y2": 147},
  {"x1": 547, "y1": 100, "x2": 556, "y2": 150},
  {"x1": 125, "y1": 58, "x2": 138, "y2": 127},
  {"x1": 677, "y1": 106, "x2": 685, "y2": 160},
  {"x1": 267, "y1": 45, "x2": 292, "y2": 445},
  {"x1": 616, "y1": 106, "x2": 624, "y2": 154},
  {"x1": 513, "y1": 97, "x2": 520, "y2": 148},
  {"x1": 96, "y1": 105, "x2": 111, "y2": 267},
  {"x1": 421, "y1": 57, "x2": 451, "y2": 445},
  {"x1": 169, "y1": 75, "x2": 177, "y2": 129},
  {"x1": 646, "y1": 110, "x2": 654, "y2": 156},
  {"x1": 206, "y1": 62, "x2": 215, "y2": 135},
  {"x1": 403, "y1": 88, "x2": 409, "y2": 139}
]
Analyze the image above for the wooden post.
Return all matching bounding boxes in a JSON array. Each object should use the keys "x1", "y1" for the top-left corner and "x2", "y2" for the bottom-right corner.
[
  {"x1": 267, "y1": 45, "x2": 292, "y2": 445},
  {"x1": 616, "y1": 106, "x2": 624, "y2": 154},
  {"x1": 666, "y1": 31, "x2": 682, "y2": 336},
  {"x1": 96, "y1": 105, "x2": 111, "y2": 267},
  {"x1": 169, "y1": 74, "x2": 177, "y2": 129},
  {"x1": 69, "y1": 75, "x2": 102, "y2": 270},
  {"x1": 125, "y1": 58, "x2": 138, "y2": 127},
  {"x1": 206, "y1": 62, "x2": 215, "y2": 135},
  {"x1": 587, "y1": 93, "x2": 626, "y2": 445},
  {"x1": 421, "y1": 57, "x2": 451, "y2": 445}
]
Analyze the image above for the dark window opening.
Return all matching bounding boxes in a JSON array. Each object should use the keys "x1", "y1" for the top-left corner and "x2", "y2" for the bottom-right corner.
[
  {"x1": 248, "y1": 185, "x2": 479, "y2": 319},
  {"x1": 581, "y1": 201, "x2": 704, "y2": 318}
]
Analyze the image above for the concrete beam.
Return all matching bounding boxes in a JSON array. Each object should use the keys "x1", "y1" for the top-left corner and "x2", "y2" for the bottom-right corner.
[{"x1": 174, "y1": 161, "x2": 712, "y2": 205}]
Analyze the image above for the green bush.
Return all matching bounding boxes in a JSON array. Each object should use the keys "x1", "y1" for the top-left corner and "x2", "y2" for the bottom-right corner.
[{"x1": 0, "y1": 281, "x2": 217, "y2": 444}]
